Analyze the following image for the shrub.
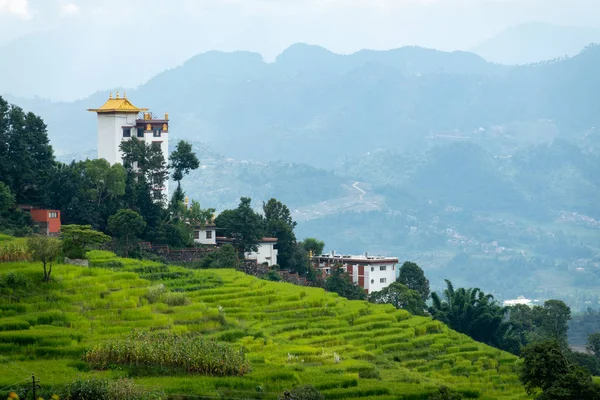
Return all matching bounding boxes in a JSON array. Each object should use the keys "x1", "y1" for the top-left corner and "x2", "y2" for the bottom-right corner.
[
  {"x1": 145, "y1": 284, "x2": 165, "y2": 304},
  {"x1": 63, "y1": 378, "x2": 161, "y2": 400},
  {"x1": 263, "y1": 270, "x2": 282, "y2": 281},
  {"x1": 64, "y1": 378, "x2": 110, "y2": 400},
  {"x1": 84, "y1": 330, "x2": 250, "y2": 376},
  {"x1": 358, "y1": 368, "x2": 381, "y2": 379},
  {"x1": 163, "y1": 292, "x2": 191, "y2": 307},
  {"x1": 429, "y1": 386, "x2": 464, "y2": 400},
  {"x1": 279, "y1": 385, "x2": 324, "y2": 400}
]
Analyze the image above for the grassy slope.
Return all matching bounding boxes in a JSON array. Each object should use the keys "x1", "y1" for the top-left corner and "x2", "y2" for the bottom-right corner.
[{"x1": 0, "y1": 250, "x2": 529, "y2": 399}]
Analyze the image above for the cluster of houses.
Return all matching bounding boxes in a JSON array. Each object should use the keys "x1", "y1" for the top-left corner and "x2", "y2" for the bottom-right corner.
[
  {"x1": 193, "y1": 221, "x2": 400, "y2": 294},
  {"x1": 20, "y1": 94, "x2": 402, "y2": 295}
]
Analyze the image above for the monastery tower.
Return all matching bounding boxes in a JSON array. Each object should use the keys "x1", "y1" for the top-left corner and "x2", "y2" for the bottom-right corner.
[{"x1": 88, "y1": 92, "x2": 169, "y2": 195}]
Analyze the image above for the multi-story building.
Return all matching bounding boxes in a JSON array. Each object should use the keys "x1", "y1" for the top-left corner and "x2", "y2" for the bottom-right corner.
[
  {"x1": 88, "y1": 92, "x2": 169, "y2": 196},
  {"x1": 216, "y1": 237, "x2": 279, "y2": 267},
  {"x1": 312, "y1": 252, "x2": 399, "y2": 294}
]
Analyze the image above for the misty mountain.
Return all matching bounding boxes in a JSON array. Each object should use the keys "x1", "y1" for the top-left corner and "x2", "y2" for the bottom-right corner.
[
  {"x1": 5, "y1": 43, "x2": 600, "y2": 304},
  {"x1": 472, "y1": 22, "x2": 600, "y2": 65},
  {"x1": 8, "y1": 43, "x2": 600, "y2": 168}
]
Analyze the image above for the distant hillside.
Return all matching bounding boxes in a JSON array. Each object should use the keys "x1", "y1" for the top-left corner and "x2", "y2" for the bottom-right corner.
[
  {"x1": 472, "y1": 22, "x2": 600, "y2": 65},
  {"x1": 8, "y1": 43, "x2": 600, "y2": 166},
  {"x1": 0, "y1": 250, "x2": 527, "y2": 398}
]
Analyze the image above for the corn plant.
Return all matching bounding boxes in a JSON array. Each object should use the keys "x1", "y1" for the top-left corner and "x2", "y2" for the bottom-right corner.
[
  {"x1": 84, "y1": 330, "x2": 250, "y2": 376},
  {"x1": 0, "y1": 244, "x2": 31, "y2": 262}
]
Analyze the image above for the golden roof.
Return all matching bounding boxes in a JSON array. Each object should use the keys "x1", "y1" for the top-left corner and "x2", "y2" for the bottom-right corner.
[{"x1": 87, "y1": 91, "x2": 148, "y2": 114}]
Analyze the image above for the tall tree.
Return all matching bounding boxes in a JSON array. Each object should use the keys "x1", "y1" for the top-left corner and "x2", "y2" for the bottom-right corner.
[
  {"x1": 586, "y1": 333, "x2": 600, "y2": 359},
  {"x1": 27, "y1": 235, "x2": 62, "y2": 283},
  {"x1": 47, "y1": 160, "x2": 127, "y2": 230},
  {"x1": 0, "y1": 98, "x2": 55, "y2": 205},
  {"x1": 520, "y1": 340, "x2": 600, "y2": 400},
  {"x1": 397, "y1": 261, "x2": 430, "y2": 301},
  {"x1": 170, "y1": 140, "x2": 200, "y2": 190},
  {"x1": 263, "y1": 198, "x2": 297, "y2": 269},
  {"x1": 430, "y1": 280, "x2": 507, "y2": 348},
  {"x1": 108, "y1": 209, "x2": 146, "y2": 258},
  {"x1": 369, "y1": 282, "x2": 426, "y2": 316},
  {"x1": 214, "y1": 197, "x2": 264, "y2": 257},
  {"x1": 300, "y1": 238, "x2": 325, "y2": 256},
  {"x1": 534, "y1": 300, "x2": 571, "y2": 348},
  {"x1": 0, "y1": 182, "x2": 15, "y2": 212}
]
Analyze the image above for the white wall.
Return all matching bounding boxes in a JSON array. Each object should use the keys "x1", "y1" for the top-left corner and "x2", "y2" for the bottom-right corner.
[
  {"x1": 97, "y1": 113, "x2": 138, "y2": 165},
  {"x1": 193, "y1": 227, "x2": 216, "y2": 245},
  {"x1": 246, "y1": 242, "x2": 278, "y2": 266},
  {"x1": 364, "y1": 263, "x2": 397, "y2": 293}
]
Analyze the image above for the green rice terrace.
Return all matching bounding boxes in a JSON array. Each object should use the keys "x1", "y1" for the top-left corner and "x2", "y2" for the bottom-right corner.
[{"x1": 0, "y1": 247, "x2": 530, "y2": 399}]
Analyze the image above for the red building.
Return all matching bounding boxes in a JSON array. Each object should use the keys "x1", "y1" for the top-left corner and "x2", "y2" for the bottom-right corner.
[{"x1": 29, "y1": 209, "x2": 61, "y2": 235}]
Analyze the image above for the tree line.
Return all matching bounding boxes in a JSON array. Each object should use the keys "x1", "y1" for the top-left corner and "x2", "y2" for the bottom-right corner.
[{"x1": 0, "y1": 96, "x2": 216, "y2": 252}]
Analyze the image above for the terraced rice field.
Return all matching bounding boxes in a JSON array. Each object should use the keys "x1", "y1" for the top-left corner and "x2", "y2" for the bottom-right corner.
[{"x1": 0, "y1": 250, "x2": 529, "y2": 399}]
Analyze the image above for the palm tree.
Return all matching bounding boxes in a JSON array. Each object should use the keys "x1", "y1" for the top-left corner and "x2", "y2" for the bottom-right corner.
[{"x1": 430, "y1": 280, "x2": 507, "y2": 348}]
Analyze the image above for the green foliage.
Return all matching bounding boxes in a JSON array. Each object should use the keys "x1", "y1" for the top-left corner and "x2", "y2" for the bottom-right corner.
[
  {"x1": 300, "y1": 238, "x2": 325, "y2": 257},
  {"x1": 63, "y1": 378, "x2": 161, "y2": 400},
  {"x1": 263, "y1": 198, "x2": 298, "y2": 271},
  {"x1": 215, "y1": 197, "x2": 264, "y2": 256},
  {"x1": 280, "y1": 385, "x2": 324, "y2": 400},
  {"x1": 108, "y1": 209, "x2": 146, "y2": 258},
  {"x1": 61, "y1": 224, "x2": 111, "y2": 259},
  {"x1": 587, "y1": 333, "x2": 600, "y2": 358},
  {"x1": 520, "y1": 340, "x2": 600, "y2": 400},
  {"x1": 0, "y1": 97, "x2": 55, "y2": 205},
  {"x1": 0, "y1": 182, "x2": 15, "y2": 212},
  {"x1": 170, "y1": 140, "x2": 200, "y2": 183},
  {"x1": 120, "y1": 137, "x2": 168, "y2": 203},
  {"x1": 84, "y1": 330, "x2": 250, "y2": 376},
  {"x1": 324, "y1": 267, "x2": 367, "y2": 300},
  {"x1": 357, "y1": 369, "x2": 380, "y2": 379},
  {"x1": 196, "y1": 244, "x2": 238, "y2": 269},
  {"x1": 533, "y1": 300, "x2": 571, "y2": 348},
  {"x1": 0, "y1": 250, "x2": 528, "y2": 399},
  {"x1": 430, "y1": 280, "x2": 506, "y2": 348},
  {"x1": 0, "y1": 243, "x2": 30, "y2": 263},
  {"x1": 26, "y1": 234, "x2": 62, "y2": 282},
  {"x1": 369, "y1": 282, "x2": 426, "y2": 316},
  {"x1": 397, "y1": 261, "x2": 430, "y2": 301},
  {"x1": 429, "y1": 386, "x2": 464, "y2": 400},
  {"x1": 64, "y1": 378, "x2": 110, "y2": 400}
]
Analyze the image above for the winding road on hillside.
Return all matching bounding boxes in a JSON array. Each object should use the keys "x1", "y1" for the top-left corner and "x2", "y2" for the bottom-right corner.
[{"x1": 352, "y1": 181, "x2": 366, "y2": 200}]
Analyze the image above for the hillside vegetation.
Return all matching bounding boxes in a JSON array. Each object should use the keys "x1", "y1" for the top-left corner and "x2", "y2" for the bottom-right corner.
[{"x1": 0, "y1": 250, "x2": 528, "y2": 399}]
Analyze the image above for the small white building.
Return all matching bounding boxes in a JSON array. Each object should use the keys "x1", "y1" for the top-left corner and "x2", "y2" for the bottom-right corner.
[
  {"x1": 312, "y1": 252, "x2": 399, "y2": 294},
  {"x1": 88, "y1": 92, "x2": 170, "y2": 196},
  {"x1": 216, "y1": 237, "x2": 279, "y2": 267},
  {"x1": 503, "y1": 296, "x2": 533, "y2": 307},
  {"x1": 193, "y1": 224, "x2": 217, "y2": 246}
]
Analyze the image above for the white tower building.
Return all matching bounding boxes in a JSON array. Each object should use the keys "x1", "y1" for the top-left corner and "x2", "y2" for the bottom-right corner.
[{"x1": 88, "y1": 92, "x2": 169, "y2": 196}]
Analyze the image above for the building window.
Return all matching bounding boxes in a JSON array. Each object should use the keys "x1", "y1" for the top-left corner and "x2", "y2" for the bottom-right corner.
[
  {"x1": 380, "y1": 266, "x2": 386, "y2": 271},
  {"x1": 371, "y1": 279, "x2": 374, "y2": 284},
  {"x1": 194, "y1": 230, "x2": 200, "y2": 239},
  {"x1": 206, "y1": 230, "x2": 213, "y2": 239},
  {"x1": 137, "y1": 128, "x2": 145, "y2": 138},
  {"x1": 48, "y1": 212, "x2": 58, "y2": 218},
  {"x1": 380, "y1": 278, "x2": 387, "y2": 283},
  {"x1": 371, "y1": 267, "x2": 374, "y2": 272},
  {"x1": 153, "y1": 129, "x2": 162, "y2": 137},
  {"x1": 122, "y1": 127, "x2": 132, "y2": 138}
]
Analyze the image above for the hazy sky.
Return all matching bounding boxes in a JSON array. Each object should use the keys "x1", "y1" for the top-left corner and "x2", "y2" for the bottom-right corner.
[{"x1": 1, "y1": 0, "x2": 600, "y2": 100}]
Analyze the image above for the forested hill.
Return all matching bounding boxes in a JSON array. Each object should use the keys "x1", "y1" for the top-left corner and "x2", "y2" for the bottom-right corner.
[{"x1": 6, "y1": 43, "x2": 600, "y2": 164}]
